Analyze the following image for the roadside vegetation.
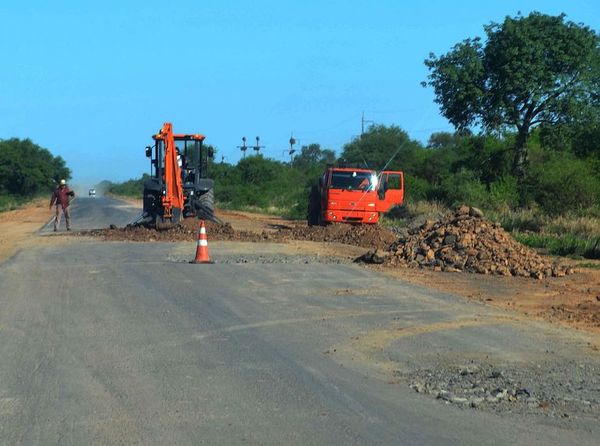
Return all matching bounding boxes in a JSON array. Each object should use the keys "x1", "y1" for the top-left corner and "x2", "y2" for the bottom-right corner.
[
  {"x1": 0, "y1": 138, "x2": 71, "y2": 211},
  {"x1": 102, "y1": 12, "x2": 598, "y2": 259}
]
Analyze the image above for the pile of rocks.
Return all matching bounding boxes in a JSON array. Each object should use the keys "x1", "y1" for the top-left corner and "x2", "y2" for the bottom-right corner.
[{"x1": 360, "y1": 206, "x2": 573, "y2": 279}]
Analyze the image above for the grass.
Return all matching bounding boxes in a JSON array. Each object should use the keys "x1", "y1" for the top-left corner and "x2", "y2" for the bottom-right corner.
[
  {"x1": 513, "y1": 232, "x2": 600, "y2": 259},
  {"x1": 0, "y1": 194, "x2": 47, "y2": 213},
  {"x1": 577, "y1": 261, "x2": 600, "y2": 269},
  {"x1": 0, "y1": 195, "x2": 22, "y2": 212}
]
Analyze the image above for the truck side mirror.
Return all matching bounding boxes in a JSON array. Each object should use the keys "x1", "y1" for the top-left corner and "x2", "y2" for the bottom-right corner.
[
  {"x1": 208, "y1": 147, "x2": 214, "y2": 158},
  {"x1": 145, "y1": 146, "x2": 152, "y2": 158}
]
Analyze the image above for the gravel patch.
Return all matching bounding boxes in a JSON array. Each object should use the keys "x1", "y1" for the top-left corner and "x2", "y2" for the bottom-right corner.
[
  {"x1": 396, "y1": 360, "x2": 600, "y2": 420},
  {"x1": 167, "y1": 254, "x2": 353, "y2": 265}
]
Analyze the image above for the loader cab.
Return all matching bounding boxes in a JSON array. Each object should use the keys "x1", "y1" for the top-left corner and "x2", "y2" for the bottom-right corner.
[{"x1": 172, "y1": 134, "x2": 215, "y2": 218}]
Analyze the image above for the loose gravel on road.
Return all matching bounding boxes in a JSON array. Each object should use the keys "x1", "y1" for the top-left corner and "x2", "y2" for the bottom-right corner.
[{"x1": 397, "y1": 360, "x2": 600, "y2": 421}]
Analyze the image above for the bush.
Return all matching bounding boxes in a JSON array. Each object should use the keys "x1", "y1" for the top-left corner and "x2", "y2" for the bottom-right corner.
[
  {"x1": 0, "y1": 138, "x2": 70, "y2": 199},
  {"x1": 528, "y1": 152, "x2": 600, "y2": 214},
  {"x1": 432, "y1": 169, "x2": 488, "y2": 207},
  {"x1": 488, "y1": 176, "x2": 520, "y2": 209},
  {"x1": 404, "y1": 175, "x2": 432, "y2": 202}
]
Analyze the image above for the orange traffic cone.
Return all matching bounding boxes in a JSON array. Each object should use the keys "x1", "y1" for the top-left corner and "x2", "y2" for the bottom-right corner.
[{"x1": 192, "y1": 220, "x2": 214, "y2": 264}]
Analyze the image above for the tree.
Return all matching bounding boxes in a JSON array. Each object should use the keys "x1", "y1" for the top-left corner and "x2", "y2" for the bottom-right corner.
[
  {"x1": 340, "y1": 124, "x2": 424, "y2": 171},
  {"x1": 0, "y1": 138, "x2": 70, "y2": 197},
  {"x1": 423, "y1": 12, "x2": 600, "y2": 187},
  {"x1": 291, "y1": 143, "x2": 335, "y2": 171}
]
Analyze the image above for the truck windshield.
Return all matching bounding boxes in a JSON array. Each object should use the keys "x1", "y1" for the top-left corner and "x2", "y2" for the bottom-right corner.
[{"x1": 330, "y1": 171, "x2": 377, "y2": 191}]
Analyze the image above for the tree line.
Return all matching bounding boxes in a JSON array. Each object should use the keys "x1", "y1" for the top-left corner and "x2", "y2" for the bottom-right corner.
[
  {"x1": 0, "y1": 138, "x2": 71, "y2": 210},
  {"x1": 107, "y1": 117, "x2": 600, "y2": 219}
]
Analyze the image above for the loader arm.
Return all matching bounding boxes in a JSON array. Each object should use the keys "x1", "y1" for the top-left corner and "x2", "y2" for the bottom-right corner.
[{"x1": 157, "y1": 122, "x2": 184, "y2": 220}]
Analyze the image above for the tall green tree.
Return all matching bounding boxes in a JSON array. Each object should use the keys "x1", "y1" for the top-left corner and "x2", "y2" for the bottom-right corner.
[
  {"x1": 291, "y1": 143, "x2": 335, "y2": 171},
  {"x1": 423, "y1": 12, "x2": 600, "y2": 186},
  {"x1": 0, "y1": 138, "x2": 70, "y2": 197},
  {"x1": 340, "y1": 124, "x2": 423, "y2": 171}
]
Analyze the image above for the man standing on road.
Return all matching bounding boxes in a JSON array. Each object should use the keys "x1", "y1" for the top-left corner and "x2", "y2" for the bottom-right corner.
[{"x1": 49, "y1": 179, "x2": 75, "y2": 231}]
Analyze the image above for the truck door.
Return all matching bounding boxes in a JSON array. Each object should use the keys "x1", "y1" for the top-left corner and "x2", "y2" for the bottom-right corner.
[{"x1": 376, "y1": 171, "x2": 404, "y2": 213}]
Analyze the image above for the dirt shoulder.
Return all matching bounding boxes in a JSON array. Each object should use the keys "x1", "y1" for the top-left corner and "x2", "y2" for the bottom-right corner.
[{"x1": 0, "y1": 199, "x2": 68, "y2": 263}]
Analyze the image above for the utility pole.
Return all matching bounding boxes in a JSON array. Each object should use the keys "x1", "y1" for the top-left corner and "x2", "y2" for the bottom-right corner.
[
  {"x1": 361, "y1": 111, "x2": 373, "y2": 137},
  {"x1": 288, "y1": 135, "x2": 296, "y2": 162},
  {"x1": 237, "y1": 136, "x2": 248, "y2": 158},
  {"x1": 253, "y1": 136, "x2": 265, "y2": 154}
]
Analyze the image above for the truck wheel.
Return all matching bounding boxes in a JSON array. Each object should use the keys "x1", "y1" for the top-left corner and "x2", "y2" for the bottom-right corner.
[{"x1": 307, "y1": 186, "x2": 320, "y2": 226}]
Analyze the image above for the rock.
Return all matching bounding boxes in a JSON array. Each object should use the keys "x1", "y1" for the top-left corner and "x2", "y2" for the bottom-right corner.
[
  {"x1": 469, "y1": 207, "x2": 484, "y2": 218},
  {"x1": 443, "y1": 234, "x2": 458, "y2": 246},
  {"x1": 516, "y1": 388, "x2": 531, "y2": 397},
  {"x1": 459, "y1": 366, "x2": 479, "y2": 375},
  {"x1": 457, "y1": 205, "x2": 470, "y2": 215},
  {"x1": 469, "y1": 397, "x2": 485, "y2": 408},
  {"x1": 450, "y1": 396, "x2": 469, "y2": 405},
  {"x1": 371, "y1": 249, "x2": 390, "y2": 264},
  {"x1": 411, "y1": 383, "x2": 425, "y2": 393},
  {"x1": 436, "y1": 390, "x2": 452, "y2": 401}
]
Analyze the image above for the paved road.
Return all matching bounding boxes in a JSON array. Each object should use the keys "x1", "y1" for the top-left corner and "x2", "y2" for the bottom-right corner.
[
  {"x1": 1, "y1": 198, "x2": 598, "y2": 445},
  {"x1": 40, "y1": 196, "x2": 140, "y2": 233}
]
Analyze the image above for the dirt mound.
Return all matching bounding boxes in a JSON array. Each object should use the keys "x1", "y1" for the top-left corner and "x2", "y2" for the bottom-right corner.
[
  {"x1": 82, "y1": 217, "x2": 396, "y2": 249},
  {"x1": 359, "y1": 205, "x2": 573, "y2": 279},
  {"x1": 83, "y1": 219, "x2": 242, "y2": 242},
  {"x1": 281, "y1": 224, "x2": 397, "y2": 249}
]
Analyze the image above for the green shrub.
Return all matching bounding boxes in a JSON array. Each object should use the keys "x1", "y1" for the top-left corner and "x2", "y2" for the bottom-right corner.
[
  {"x1": 529, "y1": 152, "x2": 600, "y2": 214},
  {"x1": 432, "y1": 169, "x2": 488, "y2": 207},
  {"x1": 404, "y1": 175, "x2": 431, "y2": 202},
  {"x1": 0, "y1": 195, "x2": 22, "y2": 212},
  {"x1": 488, "y1": 176, "x2": 520, "y2": 209}
]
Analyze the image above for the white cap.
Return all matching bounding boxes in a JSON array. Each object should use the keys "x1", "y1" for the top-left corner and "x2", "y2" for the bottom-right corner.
[{"x1": 60, "y1": 179, "x2": 66, "y2": 185}]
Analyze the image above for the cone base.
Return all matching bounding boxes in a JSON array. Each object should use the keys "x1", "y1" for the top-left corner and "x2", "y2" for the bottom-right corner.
[{"x1": 190, "y1": 259, "x2": 215, "y2": 264}]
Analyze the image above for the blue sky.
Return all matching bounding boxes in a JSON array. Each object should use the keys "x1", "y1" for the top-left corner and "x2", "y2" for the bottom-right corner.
[{"x1": 1, "y1": 0, "x2": 598, "y2": 185}]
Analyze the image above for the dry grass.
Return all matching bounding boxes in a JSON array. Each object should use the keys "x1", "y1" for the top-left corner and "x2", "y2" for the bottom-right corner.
[
  {"x1": 545, "y1": 215, "x2": 600, "y2": 238},
  {"x1": 405, "y1": 200, "x2": 449, "y2": 216}
]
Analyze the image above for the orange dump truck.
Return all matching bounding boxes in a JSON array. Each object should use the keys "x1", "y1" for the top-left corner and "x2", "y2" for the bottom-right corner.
[{"x1": 308, "y1": 167, "x2": 404, "y2": 225}]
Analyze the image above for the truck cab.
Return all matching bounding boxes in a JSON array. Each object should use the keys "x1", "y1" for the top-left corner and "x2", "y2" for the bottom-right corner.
[{"x1": 308, "y1": 167, "x2": 404, "y2": 225}]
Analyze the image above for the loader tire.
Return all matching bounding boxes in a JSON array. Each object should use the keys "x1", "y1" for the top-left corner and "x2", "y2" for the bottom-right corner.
[{"x1": 196, "y1": 189, "x2": 215, "y2": 221}]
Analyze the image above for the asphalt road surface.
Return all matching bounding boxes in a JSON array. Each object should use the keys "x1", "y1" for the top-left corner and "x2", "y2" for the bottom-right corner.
[
  {"x1": 40, "y1": 196, "x2": 140, "y2": 232},
  {"x1": 1, "y1": 197, "x2": 598, "y2": 445}
]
